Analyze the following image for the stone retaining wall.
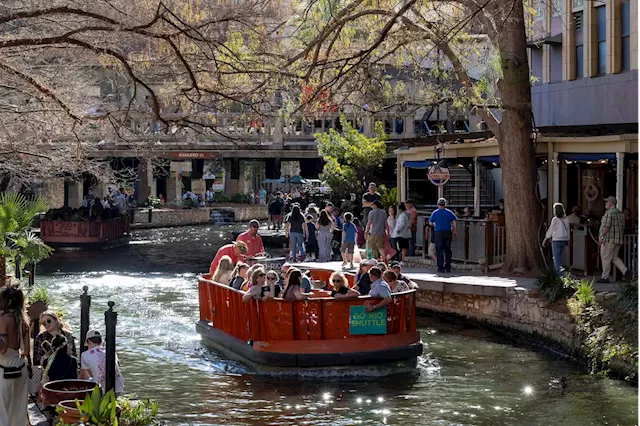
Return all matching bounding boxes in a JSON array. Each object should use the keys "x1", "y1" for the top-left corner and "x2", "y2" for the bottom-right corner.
[
  {"x1": 416, "y1": 288, "x2": 578, "y2": 349},
  {"x1": 134, "y1": 208, "x2": 212, "y2": 228},
  {"x1": 212, "y1": 205, "x2": 269, "y2": 221}
]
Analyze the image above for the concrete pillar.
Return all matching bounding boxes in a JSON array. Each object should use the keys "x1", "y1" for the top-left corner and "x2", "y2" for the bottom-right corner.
[
  {"x1": 474, "y1": 157, "x2": 481, "y2": 217},
  {"x1": 542, "y1": 44, "x2": 551, "y2": 83},
  {"x1": 547, "y1": 143, "x2": 555, "y2": 221},
  {"x1": 404, "y1": 116, "x2": 415, "y2": 137},
  {"x1": 167, "y1": 175, "x2": 179, "y2": 203},
  {"x1": 398, "y1": 159, "x2": 406, "y2": 202},
  {"x1": 562, "y1": 0, "x2": 576, "y2": 80},
  {"x1": 67, "y1": 181, "x2": 83, "y2": 208},
  {"x1": 42, "y1": 178, "x2": 65, "y2": 209},
  {"x1": 631, "y1": 0, "x2": 638, "y2": 70},
  {"x1": 607, "y1": 0, "x2": 621, "y2": 74},
  {"x1": 553, "y1": 151, "x2": 560, "y2": 206},
  {"x1": 584, "y1": 1, "x2": 597, "y2": 77},
  {"x1": 273, "y1": 114, "x2": 283, "y2": 145},
  {"x1": 137, "y1": 159, "x2": 153, "y2": 203},
  {"x1": 616, "y1": 152, "x2": 625, "y2": 208}
]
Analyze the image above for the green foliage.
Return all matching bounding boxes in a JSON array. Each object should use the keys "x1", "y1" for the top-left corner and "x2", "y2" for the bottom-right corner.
[
  {"x1": 76, "y1": 386, "x2": 118, "y2": 425},
  {"x1": 28, "y1": 285, "x2": 50, "y2": 306},
  {"x1": 615, "y1": 279, "x2": 638, "y2": 313},
  {"x1": 0, "y1": 193, "x2": 52, "y2": 276},
  {"x1": 143, "y1": 196, "x2": 162, "y2": 208},
  {"x1": 230, "y1": 193, "x2": 253, "y2": 204},
  {"x1": 315, "y1": 116, "x2": 387, "y2": 197},
  {"x1": 573, "y1": 279, "x2": 596, "y2": 307},
  {"x1": 378, "y1": 185, "x2": 397, "y2": 210},
  {"x1": 182, "y1": 198, "x2": 199, "y2": 208},
  {"x1": 536, "y1": 268, "x2": 574, "y2": 303},
  {"x1": 118, "y1": 397, "x2": 161, "y2": 426},
  {"x1": 214, "y1": 192, "x2": 231, "y2": 203}
]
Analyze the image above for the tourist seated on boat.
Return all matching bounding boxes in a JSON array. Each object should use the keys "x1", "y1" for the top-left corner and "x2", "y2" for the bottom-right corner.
[
  {"x1": 383, "y1": 270, "x2": 411, "y2": 293},
  {"x1": 209, "y1": 241, "x2": 248, "y2": 276},
  {"x1": 242, "y1": 268, "x2": 274, "y2": 303},
  {"x1": 330, "y1": 272, "x2": 360, "y2": 299},
  {"x1": 389, "y1": 261, "x2": 418, "y2": 289},
  {"x1": 212, "y1": 255, "x2": 234, "y2": 285},
  {"x1": 229, "y1": 262, "x2": 250, "y2": 290},
  {"x1": 34, "y1": 311, "x2": 77, "y2": 367},
  {"x1": 281, "y1": 268, "x2": 310, "y2": 301},
  {"x1": 43, "y1": 334, "x2": 78, "y2": 382},
  {"x1": 366, "y1": 267, "x2": 392, "y2": 313},
  {"x1": 242, "y1": 263, "x2": 265, "y2": 291},
  {"x1": 354, "y1": 259, "x2": 377, "y2": 295},
  {"x1": 280, "y1": 263, "x2": 312, "y2": 292},
  {"x1": 265, "y1": 270, "x2": 282, "y2": 297},
  {"x1": 236, "y1": 220, "x2": 265, "y2": 258}
]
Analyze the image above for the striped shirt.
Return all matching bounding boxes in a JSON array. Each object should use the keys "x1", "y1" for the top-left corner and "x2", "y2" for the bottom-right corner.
[{"x1": 600, "y1": 207, "x2": 625, "y2": 245}]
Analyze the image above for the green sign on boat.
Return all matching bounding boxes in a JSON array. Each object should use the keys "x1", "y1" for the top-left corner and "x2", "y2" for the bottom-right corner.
[{"x1": 349, "y1": 306, "x2": 387, "y2": 335}]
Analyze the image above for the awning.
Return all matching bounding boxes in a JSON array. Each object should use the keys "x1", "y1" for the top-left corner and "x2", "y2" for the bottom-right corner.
[
  {"x1": 558, "y1": 153, "x2": 616, "y2": 162},
  {"x1": 403, "y1": 160, "x2": 435, "y2": 169},
  {"x1": 261, "y1": 177, "x2": 285, "y2": 184},
  {"x1": 478, "y1": 156, "x2": 500, "y2": 164},
  {"x1": 544, "y1": 34, "x2": 562, "y2": 45},
  {"x1": 288, "y1": 176, "x2": 308, "y2": 184}
]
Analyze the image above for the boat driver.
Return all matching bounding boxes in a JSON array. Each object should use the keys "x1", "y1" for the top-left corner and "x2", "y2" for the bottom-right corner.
[{"x1": 236, "y1": 220, "x2": 266, "y2": 258}]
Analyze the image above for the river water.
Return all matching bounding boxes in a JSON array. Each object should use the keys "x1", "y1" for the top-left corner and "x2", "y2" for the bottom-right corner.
[{"x1": 38, "y1": 225, "x2": 637, "y2": 426}]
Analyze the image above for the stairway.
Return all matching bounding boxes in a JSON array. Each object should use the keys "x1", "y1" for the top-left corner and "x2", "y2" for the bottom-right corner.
[
  {"x1": 443, "y1": 165, "x2": 495, "y2": 208},
  {"x1": 210, "y1": 209, "x2": 236, "y2": 224}
]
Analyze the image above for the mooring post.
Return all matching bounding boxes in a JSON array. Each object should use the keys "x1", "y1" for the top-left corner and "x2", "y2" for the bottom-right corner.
[
  {"x1": 80, "y1": 286, "x2": 91, "y2": 354},
  {"x1": 14, "y1": 255, "x2": 21, "y2": 280},
  {"x1": 104, "y1": 301, "x2": 117, "y2": 394},
  {"x1": 27, "y1": 262, "x2": 35, "y2": 288}
]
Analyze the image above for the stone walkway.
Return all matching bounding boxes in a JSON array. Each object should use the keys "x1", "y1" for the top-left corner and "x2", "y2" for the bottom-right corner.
[
  {"x1": 294, "y1": 261, "x2": 537, "y2": 297},
  {"x1": 292, "y1": 260, "x2": 622, "y2": 297}
]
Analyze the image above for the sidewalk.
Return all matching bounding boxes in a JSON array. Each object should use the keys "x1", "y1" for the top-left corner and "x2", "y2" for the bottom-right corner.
[{"x1": 293, "y1": 260, "x2": 620, "y2": 297}]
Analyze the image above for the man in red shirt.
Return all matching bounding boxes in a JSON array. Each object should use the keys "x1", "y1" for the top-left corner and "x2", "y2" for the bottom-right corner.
[
  {"x1": 209, "y1": 241, "x2": 248, "y2": 275},
  {"x1": 236, "y1": 220, "x2": 265, "y2": 258}
]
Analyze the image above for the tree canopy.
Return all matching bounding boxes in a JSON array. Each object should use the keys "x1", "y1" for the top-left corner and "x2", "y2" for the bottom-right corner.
[{"x1": 316, "y1": 116, "x2": 386, "y2": 197}]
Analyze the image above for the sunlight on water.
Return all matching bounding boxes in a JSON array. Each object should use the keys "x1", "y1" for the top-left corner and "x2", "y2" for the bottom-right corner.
[{"x1": 35, "y1": 225, "x2": 638, "y2": 426}]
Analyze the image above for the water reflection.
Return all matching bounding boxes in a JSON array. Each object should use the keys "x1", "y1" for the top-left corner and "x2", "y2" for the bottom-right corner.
[{"x1": 36, "y1": 226, "x2": 637, "y2": 425}]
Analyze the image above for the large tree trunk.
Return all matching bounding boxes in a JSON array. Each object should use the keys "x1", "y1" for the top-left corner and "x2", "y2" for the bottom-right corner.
[{"x1": 495, "y1": 0, "x2": 545, "y2": 274}]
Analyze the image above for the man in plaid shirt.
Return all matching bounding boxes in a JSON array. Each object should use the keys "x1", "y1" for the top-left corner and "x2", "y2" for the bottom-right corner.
[{"x1": 597, "y1": 196, "x2": 631, "y2": 283}]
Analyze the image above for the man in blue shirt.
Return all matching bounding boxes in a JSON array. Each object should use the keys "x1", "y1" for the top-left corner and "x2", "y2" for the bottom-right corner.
[{"x1": 429, "y1": 198, "x2": 458, "y2": 273}]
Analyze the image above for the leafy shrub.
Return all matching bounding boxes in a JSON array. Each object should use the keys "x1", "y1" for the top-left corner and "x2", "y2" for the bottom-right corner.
[
  {"x1": 573, "y1": 278, "x2": 596, "y2": 306},
  {"x1": 182, "y1": 198, "x2": 199, "y2": 208},
  {"x1": 378, "y1": 185, "x2": 398, "y2": 211},
  {"x1": 536, "y1": 268, "x2": 574, "y2": 303},
  {"x1": 214, "y1": 192, "x2": 230, "y2": 203},
  {"x1": 28, "y1": 285, "x2": 50, "y2": 306},
  {"x1": 230, "y1": 193, "x2": 253, "y2": 204},
  {"x1": 118, "y1": 397, "x2": 161, "y2": 426},
  {"x1": 144, "y1": 196, "x2": 162, "y2": 208},
  {"x1": 615, "y1": 279, "x2": 638, "y2": 313}
]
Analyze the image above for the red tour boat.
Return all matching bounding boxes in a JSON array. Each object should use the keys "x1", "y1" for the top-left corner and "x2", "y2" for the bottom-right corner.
[{"x1": 196, "y1": 268, "x2": 423, "y2": 371}]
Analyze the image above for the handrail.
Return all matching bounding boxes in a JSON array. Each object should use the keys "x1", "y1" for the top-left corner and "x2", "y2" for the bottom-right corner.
[{"x1": 198, "y1": 274, "x2": 417, "y2": 343}]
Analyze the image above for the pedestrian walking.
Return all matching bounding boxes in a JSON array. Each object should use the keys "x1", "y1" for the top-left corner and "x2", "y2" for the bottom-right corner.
[
  {"x1": 317, "y1": 210, "x2": 334, "y2": 262},
  {"x1": 365, "y1": 200, "x2": 387, "y2": 260},
  {"x1": 597, "y1": 196, "x2": 632, "y2": 283},
  {"x1": 405, "y1": 200, "x2": 418, "y2": 256},
  {"x1": 429, "y1": 198, "x2": 458, "y2": 273},
  {"x1": 542, "y1": 203, "x2": 570, "y2": 275}
]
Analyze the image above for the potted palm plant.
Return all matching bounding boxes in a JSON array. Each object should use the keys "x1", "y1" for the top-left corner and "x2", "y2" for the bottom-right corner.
[{"x1": 0, "y1": 192, "x2": 52, "y2": 286}]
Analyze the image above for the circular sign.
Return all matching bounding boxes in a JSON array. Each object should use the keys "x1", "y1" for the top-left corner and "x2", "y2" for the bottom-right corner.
[
  {"x1": 212, "y1": 181, "x2": 224, "y2": 192},
  {"x1": 427, "y1": 165, "x2": 451, "y2": 187},
  {"x1": 584, "y1": 184, "x2": 599, "y2": 201}
]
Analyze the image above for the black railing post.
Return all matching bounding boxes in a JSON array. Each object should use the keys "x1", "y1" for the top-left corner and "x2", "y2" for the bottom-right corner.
[
  {"x1": 14, "y1": 255, "x2": 21, "y2": 280},
  {"x1": 80, "y1": 286, "x2": 91, "y2": 354},
  {"x1": 27, "y1": 262, "x2": 35, "y2": 288},
  {"x1": 104, "y1": 301, "x2": 117, "y2": 394},
  {"x1": 148, "y1": 206, "x2": 153, "y2": 223}
]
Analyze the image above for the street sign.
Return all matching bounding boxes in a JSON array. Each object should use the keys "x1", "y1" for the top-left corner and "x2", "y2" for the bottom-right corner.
[
  {"x1": 349, "y1": 306, "x2": 387, "y2": 335},
  {"x1": 427, "y1": 165, "x2": 450, "y2": 186}
]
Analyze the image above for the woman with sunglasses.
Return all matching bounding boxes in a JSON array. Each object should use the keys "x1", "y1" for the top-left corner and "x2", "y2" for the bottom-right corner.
[
  {"x1": 33, "y1": 311, "x2": 77, "y2": 367},
  {"x1": 265, "y1": 271, "x2": 282, "y2": 298},
  {"x1": 242, "y1": 267, "x2": 271, "y2": 303},
  {"x1": 329, "y1": 272, "x2": 360, "y2": 299}
]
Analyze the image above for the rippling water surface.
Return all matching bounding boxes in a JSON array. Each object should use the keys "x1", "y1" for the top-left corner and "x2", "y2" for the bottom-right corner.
[{"x1": 38, "y1": 225, "x2": 637, "y2": 425}]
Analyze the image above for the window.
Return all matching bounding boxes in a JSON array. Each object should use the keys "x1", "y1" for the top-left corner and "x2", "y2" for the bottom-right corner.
[
  {"x1": 553, "y1": 0, "x2": 564, "y2": 16},
  {"x1": 574, "y1": 12, "x2": 584, "y2": 78},
  {"x1": 621, "y1": 1, "x2": 631, "y2": 71},
  {"x1": 535, "y1": 0, "x2": 545, "y2": 20},
  {"x1": 573, "y1": 0, "x2": 583, "y2": 9},
  {"x1": 596, "y1": 6, "x2": 606, "y2": 75}
]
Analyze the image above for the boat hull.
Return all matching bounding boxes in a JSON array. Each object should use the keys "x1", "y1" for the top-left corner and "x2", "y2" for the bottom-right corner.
[{"x1": 197, "y1": 320, "x2": 422, "y2": 371}]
